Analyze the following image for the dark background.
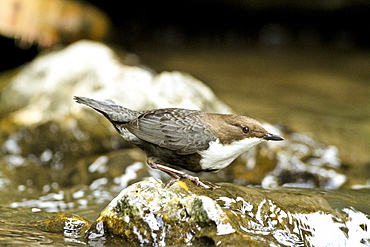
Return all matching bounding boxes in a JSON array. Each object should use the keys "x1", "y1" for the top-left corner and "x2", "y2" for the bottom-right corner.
[
  {"x1": 93, "y1": 0, "x2": 370, "y2": 49},
  {"x1": 1, "y1": 0, "x2": 369, "y2": 71}
]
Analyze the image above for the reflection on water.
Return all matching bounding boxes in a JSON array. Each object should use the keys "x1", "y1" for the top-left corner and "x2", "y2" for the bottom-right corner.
[{"x1": 0, "y1": 206, "x2": 57, "y2": 245}]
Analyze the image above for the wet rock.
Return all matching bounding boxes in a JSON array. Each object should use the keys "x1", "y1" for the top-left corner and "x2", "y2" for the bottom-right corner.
[
  {"x1": 38, "y1": 212, "x2": 90, "y2": 237},
  {"x1": 86, "y1": 178, "x2": 370, "y2": 246}
]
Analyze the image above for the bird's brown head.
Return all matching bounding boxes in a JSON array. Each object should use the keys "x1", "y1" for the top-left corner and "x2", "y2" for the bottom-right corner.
[{"x1": 204, "y1": 113, "x2": 283, "y2": 145}]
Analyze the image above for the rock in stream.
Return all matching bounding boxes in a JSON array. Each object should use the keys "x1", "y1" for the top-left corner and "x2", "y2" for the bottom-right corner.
[{"x1": 81, "y1": 178, "x2": 369, "y2": 246}]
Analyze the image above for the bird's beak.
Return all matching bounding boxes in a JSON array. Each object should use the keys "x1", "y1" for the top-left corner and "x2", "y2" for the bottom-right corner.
[{"x1": 263, "y1": 133, "x2": 284, "y2": 141}]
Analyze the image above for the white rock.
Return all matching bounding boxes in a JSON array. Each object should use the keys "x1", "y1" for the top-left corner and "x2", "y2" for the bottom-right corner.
[{"x1": 1, "y1": 40, "x2": 232, "y2": 125}]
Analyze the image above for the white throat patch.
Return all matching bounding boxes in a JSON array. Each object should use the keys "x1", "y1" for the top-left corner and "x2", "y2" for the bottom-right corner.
[{"x1": 198, "y1": 137, "x2": 263, "y2": 171}]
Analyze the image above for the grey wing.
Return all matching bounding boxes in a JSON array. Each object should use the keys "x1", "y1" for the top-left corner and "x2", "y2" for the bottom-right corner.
[{"x1": 126, "y1": 109, "x2": 216, "y2": 155}]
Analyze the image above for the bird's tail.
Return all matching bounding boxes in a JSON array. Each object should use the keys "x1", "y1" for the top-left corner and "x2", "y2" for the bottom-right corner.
[{"x1": 73, "y1": 96, "x2": 140, "y2": 123}]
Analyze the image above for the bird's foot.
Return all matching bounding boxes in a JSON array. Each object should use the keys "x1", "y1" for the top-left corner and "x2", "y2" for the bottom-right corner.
[
  {"x1": 176, "y1": 173, "x2": 211, "y2": 189},
  {"x1": 165, "y1": 176, "x2": 213, "y2": 189}
]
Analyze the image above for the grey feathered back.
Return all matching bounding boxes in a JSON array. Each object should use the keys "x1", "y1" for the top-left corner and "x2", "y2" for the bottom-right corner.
[{"x1": 126, "y1": 108, "x2": 216, "y2": 155}]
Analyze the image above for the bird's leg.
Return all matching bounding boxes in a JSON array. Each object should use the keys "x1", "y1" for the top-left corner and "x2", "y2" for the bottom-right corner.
[
  {"x1": 147, "y1": 158, "x2": 180, "y2": 179},
  {"x1": 147, "y1": 158, "x2": 210, "y2": 189}
]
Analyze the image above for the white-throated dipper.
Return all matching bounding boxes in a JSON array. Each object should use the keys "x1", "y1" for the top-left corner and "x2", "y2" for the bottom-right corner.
[{"x1": 74, "y1": 96, "x2": 284, "y2": 188}]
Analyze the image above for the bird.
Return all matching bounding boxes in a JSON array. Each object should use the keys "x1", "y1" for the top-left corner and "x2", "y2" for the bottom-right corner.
[{"x1": 74, "y1": 96, "x2": 284, "y2": 188}]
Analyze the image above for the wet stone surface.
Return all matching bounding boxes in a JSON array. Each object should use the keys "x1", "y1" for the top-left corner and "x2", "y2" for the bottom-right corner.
[{"x1": 79, "y1": 178, "x2": 370, "y2": 246}]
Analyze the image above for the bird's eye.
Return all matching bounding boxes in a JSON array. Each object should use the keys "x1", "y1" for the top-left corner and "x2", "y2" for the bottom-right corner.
[{"x1": 242, "y1": 127, "x2": 249, "y2": 133}]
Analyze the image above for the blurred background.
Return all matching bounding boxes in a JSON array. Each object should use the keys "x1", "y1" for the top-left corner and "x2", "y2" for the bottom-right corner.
[
  {"x1": 1, "y1": 0, "x2": 370, "y2": 69},
  {"x1": 100, "y1": 0, "x2": 370, "y2": 50}
]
